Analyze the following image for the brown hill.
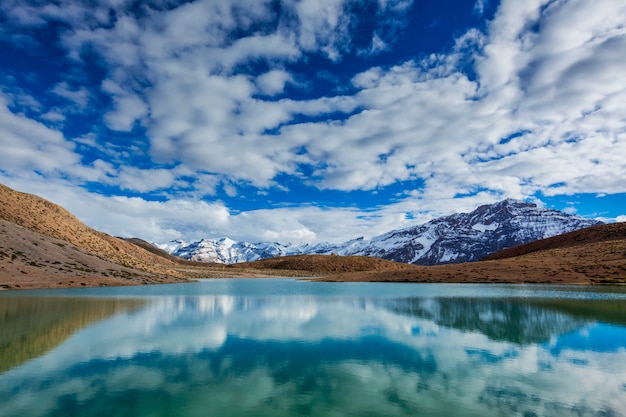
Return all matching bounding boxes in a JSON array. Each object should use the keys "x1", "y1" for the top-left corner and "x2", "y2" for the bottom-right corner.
[
  {"x1": 0, "y1": 184, "x2": 183, "y2": 275},
  {"x1": 0, "y1": 184, "x2": 183, "y2": 273},
  {"x1": 0, "y1": 218, "x2": 185, "y2": 289},
  {"x1": 230, "y1": 254, "x2": 419, "y2": 275},
  {"x1": 0, "y1": 184, "x2": 203, "y2": 288},
  {"x1": 483, "y1": 222, "x2": 626, "y2": 260}
]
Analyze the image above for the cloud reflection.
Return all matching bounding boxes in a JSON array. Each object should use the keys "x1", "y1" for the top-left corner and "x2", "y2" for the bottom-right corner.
[{"x1": 0, "y1": 295, "x2": 625, "y2": 416}]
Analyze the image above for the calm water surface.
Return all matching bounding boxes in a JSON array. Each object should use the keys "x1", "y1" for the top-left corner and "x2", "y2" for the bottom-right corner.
[{"x1": 1, "y1": 279, "x2": 626, "y2": 416}]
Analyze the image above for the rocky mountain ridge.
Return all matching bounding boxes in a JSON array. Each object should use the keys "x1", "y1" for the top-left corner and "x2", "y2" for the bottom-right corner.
[{"x1": 157, "y1": 199, "x2": 602, "y2": 265}]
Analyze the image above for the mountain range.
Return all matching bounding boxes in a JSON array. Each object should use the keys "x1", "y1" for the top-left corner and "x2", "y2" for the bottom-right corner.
[
  {"x1": 157, "y1": 199, "x2": 602, "y2": 265},
  {"x1": 1, "y1": 182, "x2": 624, "y2": 289}
]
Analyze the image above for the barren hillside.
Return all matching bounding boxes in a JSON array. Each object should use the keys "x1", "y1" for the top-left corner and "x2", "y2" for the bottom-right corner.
[
  {"x1": 483, "y1": 222, "x2": 626, "y2": 260},
  {"x1": 0, "y1": 218, "x2": 186, "y2": 289},
  {"x1": 0, "y1": 184, "x2": 182, "y2": 276},
  {"x1": 0, "y1": 184, "x2": 210, "y2": 288}
]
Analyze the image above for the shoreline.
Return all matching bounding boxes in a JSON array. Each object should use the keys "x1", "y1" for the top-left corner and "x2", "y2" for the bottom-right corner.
[{"x1": 1, "y1": 273, "x2": 622, "y2": 291}]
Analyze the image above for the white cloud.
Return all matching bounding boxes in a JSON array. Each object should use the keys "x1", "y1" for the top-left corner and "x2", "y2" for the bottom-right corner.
[
  {"x1": 0, "y1": 94, "x2": 80, "y2": 173},
  {"x1": 103, "y1": 93, "x2": 148, "y2": 132},
  {"x1": 256, "y1": 70, "x2": 293, "y2": 96},
  {"x1": 116, "y1": 167, "x2": 176, "y2": 193},
  {"x1": 0, "y1": 176, "x2": 233, "y2": 242},
  {"x1": 39, "y1": 109, "x2": 66, "y2": 123},
  {"x1": 473, "y1": 0, "x2": 487, "y2": 16},
  {"x1": 367, "y1": 33, "x2": 388, "y2": 55},
  {"x1": 286, "y1": 0, "x2": 626, "y2": 200},
  {"x1": 49, "y1": 0, "x2": 420, "y2": 188},
  {"x1": 51, "y1": 82, "x2": 90, "y2": 109},
  {"x1": 288, "y1": 0, "x2": 351, "y2": 60},
  {"x1": 0, "y1": 171, "x2": 444, "y2": 244},
  {"x1": 217, "y1": 34, "x2": 301, "y2": 71}
]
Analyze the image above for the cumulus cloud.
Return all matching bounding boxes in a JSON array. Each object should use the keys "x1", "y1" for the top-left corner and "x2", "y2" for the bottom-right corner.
[
  {"x1": 300, "y1": 0, "x2": 626, "y2": 200},
  {"x1": 101, "y1": 80, "x2": 148, "y2": 132},
  {"x1": 51, "y1": 82, "x2": 90, "y2": 110},
  {"x1": 1, "y1": 170, "x2": 440, "y2": 244},
  {"x1": 38, "y1": 181, "x2": 232, "y2": 242},
  {"x1": 256, "y1": 69, "x2": 293, "y2": 96},
  {"x1": 0, "y1": 94, "x2": 80, "y2": 173},
  {"x1": 47, "y1": 0, "x2": 409, "y2": 189}
]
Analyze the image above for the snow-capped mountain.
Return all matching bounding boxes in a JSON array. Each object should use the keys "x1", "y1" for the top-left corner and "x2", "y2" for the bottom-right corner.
[
  {"x1": 156, "y1": 200, "x2": 602, "y2": 265},
  {"x1": 155, "y1": 237, "x2": 294, "y2": 264},
  {"x1": 331, "y1": 199, "x2": 602, "y2": 265}
]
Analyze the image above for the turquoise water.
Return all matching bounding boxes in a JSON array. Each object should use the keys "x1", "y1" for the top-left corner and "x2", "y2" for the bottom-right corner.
[{"x1": 1, "y1": 279, "x2": 626, "y2": 416}]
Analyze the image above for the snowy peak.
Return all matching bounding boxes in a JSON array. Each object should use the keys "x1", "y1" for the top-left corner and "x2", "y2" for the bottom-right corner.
[
  {"x1": 158, "y1": 200, "x2": 602, "y2": 265},
  {"x1": 355, "y1": 199, "x2": 601, "y2": 265},
  {"x1": 158, "y1": 238, "x2": 293, "y2": 263}
]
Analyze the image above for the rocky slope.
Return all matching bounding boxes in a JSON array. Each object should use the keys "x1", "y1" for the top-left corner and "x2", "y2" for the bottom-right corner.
[{"x1": 160, "y1": 200, "x2": 602, "y2": 265}]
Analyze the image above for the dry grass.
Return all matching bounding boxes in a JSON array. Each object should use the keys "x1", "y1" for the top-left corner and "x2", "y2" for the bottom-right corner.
[
  {"x1": 483, "y1": 222, "x2": 626, "y2": 260},
  {"x1": 0, "y1": 218, "x2": 186, "y2": 289},
  {"x1": 231, "y1": 254, "x2": 418, "y2": 275},
  {"x1": 0, "y1": 184, "x2": 184, "y2": 277}
]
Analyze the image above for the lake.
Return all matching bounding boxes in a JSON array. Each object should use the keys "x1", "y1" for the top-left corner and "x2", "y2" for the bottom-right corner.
[{"x1": 1, "y1": 279, "x2": 626, "y2": 416}]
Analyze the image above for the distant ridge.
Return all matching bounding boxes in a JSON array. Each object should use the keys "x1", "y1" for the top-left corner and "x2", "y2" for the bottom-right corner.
[{"x1": 160, "y1": 199, "x2": 602, "y2": 265}]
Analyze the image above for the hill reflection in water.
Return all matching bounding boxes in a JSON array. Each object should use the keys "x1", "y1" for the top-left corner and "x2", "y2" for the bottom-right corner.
[
  {"x1": 0, "y1": 296, "x2": 144, "y2": 373},
  {"x1": 388, "y1": 296, "x2": 626, "y2": 344},
  {"x1": 0, "y1": 282, "x2": 625, "y2": 417}
]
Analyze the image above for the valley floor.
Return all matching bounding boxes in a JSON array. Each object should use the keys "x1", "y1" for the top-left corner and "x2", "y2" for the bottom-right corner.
[{"x1": 5, "y1": 255, "x2": 625, "y2": 290}]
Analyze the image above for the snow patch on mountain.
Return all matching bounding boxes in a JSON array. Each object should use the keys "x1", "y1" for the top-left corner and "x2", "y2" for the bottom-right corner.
[{"x1": 472, "y1": 223, "x2": 499, "y2": 232}]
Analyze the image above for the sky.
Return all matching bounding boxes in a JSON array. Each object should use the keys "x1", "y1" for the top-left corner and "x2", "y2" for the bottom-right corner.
[{"x1": 1, "y1": 0, "x2": 625, "y2": 245}]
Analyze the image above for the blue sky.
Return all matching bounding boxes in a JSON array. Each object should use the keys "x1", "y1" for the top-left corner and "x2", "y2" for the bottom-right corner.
[{"x1": 1, "y1": 0, "x2": 625, "y2": 244}]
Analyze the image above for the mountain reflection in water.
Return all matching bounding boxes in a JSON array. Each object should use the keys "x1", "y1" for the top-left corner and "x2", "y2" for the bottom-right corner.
[{"x1": 0, "y1": 282, "x2": 625, "y2": 417}]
